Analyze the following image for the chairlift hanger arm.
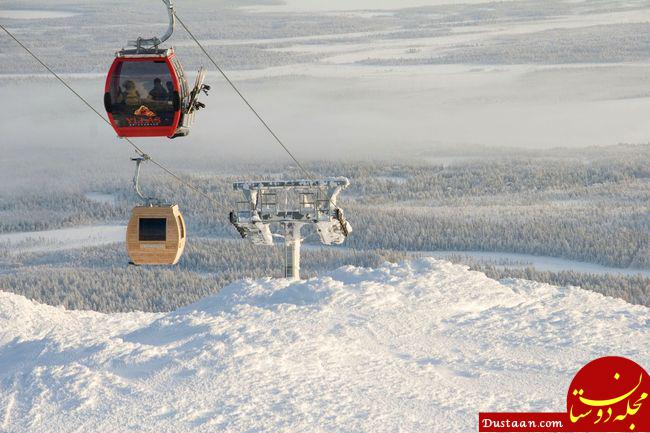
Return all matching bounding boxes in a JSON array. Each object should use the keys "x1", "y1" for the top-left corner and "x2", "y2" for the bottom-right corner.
[
  {"x1": 132, "y1": 156, "x2": 162, "y2": 206},
  {"x1": 129, "y1": 0, "x2": 175, "y2": 50}
]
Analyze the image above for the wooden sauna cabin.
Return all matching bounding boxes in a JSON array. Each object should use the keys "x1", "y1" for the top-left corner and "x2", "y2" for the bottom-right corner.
[{"x1": 126, "y1": 205, "x2": 186, "y2": 265}]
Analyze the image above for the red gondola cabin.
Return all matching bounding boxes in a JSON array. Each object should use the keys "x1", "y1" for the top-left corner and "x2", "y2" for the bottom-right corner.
[{"x1": 104, "y1": 48, "x2": 191, "y2": 138}]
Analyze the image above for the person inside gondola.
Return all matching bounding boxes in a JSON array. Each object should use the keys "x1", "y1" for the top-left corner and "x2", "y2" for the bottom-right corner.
[
  {"x1": 166, "y1": 81, "x2": 174, "y2": 101},
  {"x1": 149, "y1": 77, "x2": 168, "y2": 101},
  {"x1": 119, "y1": 80, "x2": 141, "y2": 106},
  {"x1": 112, "y1": 85, "x2": 125, "y2": 113}
]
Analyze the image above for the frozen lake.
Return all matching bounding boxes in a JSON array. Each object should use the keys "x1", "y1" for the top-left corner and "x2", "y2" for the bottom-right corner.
[
  {"x1": 0, "y1": 225, "x2": 125, "y2": 254},
  {"x1": 0, "y1": 10, "x2": 78, "y2": 20},
  {"x1": 242, "y1": 0, "x2": 503, "y2": 12},
  {"x1": 426, "y1": 250, "x2": 650, "y2": 278}
]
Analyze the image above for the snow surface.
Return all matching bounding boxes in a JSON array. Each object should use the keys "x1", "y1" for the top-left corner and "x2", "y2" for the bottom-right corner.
[
  {"x1": 0, "y1": 259, "x2": 648, "y2": 432},
  {"x1": 242, "y1": 0, "x2": 510, "y2": 13},
  {"x1": 425, "y1": 251, "x2": 650, "y2": 278},
  {"x1": 0, "y1": 225, "x2": 125, "y2": 254},
  {"x1": 0, "y1": 10, "x2": 78, "y2": 20}
]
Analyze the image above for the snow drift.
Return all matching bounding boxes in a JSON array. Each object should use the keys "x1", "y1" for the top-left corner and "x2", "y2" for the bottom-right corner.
[{"x1": 0, "y1": 259, "x2": 648, "y2": 433}]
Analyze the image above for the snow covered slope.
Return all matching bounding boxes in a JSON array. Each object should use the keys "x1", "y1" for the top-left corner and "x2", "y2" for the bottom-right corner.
[{"x1": 0, "y1": 259, "x2": 648, "y2": 432}]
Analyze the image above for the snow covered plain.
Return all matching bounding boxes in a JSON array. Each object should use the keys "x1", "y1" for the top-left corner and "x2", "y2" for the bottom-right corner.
[
  {"x1": 241, "y1": 0, "x2": 501, "y2": 13},
  {"x1": 0, "y1": 10, "x2": 78, "y2": 20},
  {"x1": 0, "y1": 225, "x2": 125, "y2": 254},
  {"x1": 425, "y1": 251, "x2": 650, "y2": 278},
  {"x1": 1, "y1": 259, "x2": 648, "y2": 432}
]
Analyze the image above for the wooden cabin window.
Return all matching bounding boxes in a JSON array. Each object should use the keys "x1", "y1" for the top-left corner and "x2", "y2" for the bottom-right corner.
[{"x1": 139, "y1": 218, "x2": 167, "y2": 241}]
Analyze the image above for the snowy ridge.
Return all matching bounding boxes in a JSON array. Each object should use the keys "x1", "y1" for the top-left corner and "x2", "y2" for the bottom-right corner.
[{"x1": 0, "y1": 259, "x2": 648, "y2": 432}]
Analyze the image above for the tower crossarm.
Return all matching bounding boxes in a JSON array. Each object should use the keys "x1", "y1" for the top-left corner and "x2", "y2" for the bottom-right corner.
[{"x1": 229, "y1": 177, "x2": 352, "y2": 279}]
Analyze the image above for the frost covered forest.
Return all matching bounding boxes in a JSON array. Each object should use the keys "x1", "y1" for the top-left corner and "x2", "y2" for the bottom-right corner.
[{"x1": 1, "y1": 145, "x2": 649, "y2": 311}]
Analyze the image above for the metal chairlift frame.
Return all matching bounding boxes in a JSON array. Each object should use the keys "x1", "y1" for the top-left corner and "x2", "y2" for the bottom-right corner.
[
  {"x1": 229, "y1": 178, "x2": 352, "y2": 280},
  {"x1": 131, "y1": 156, "x2": 166, "y2": 206}
]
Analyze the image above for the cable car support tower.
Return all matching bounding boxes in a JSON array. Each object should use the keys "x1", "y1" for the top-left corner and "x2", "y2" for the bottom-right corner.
[{"x1": 230, "y1": 179, "x2": 352, "y2": 280}]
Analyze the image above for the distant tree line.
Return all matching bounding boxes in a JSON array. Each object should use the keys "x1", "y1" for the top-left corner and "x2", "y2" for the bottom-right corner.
[
  {"x1": 0, "y1": 239, "x2": 406, "y2": 312},
  {"x1": 477, "y1": 265, "x2": 650, "y2": 307}
]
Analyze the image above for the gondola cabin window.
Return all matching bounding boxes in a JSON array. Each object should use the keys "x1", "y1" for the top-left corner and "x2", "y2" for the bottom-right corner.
[
  {"x1": 107, "y1": 60, "x2": 177, "y2": 130},
  {"x1": 139, "y1": 218, "x2": 167, "y2": 241}
]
